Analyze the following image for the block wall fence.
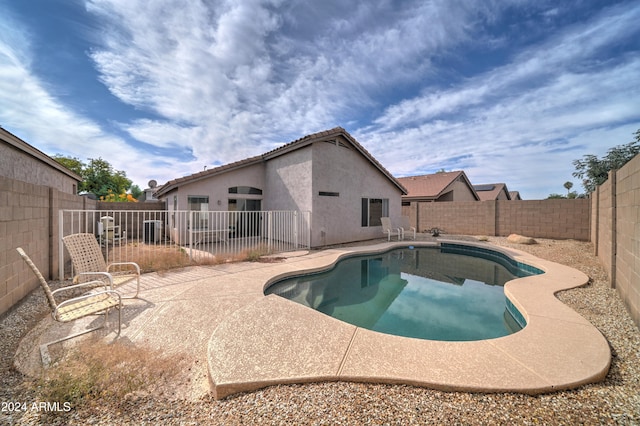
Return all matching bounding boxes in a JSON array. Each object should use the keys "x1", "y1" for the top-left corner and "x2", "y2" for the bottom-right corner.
[
  {"x1": 402, "y1": 199, "x2": 591, "y2": 241},
  {"x1": 591, "y1": 154, "x2": 640, "y2": 329}
]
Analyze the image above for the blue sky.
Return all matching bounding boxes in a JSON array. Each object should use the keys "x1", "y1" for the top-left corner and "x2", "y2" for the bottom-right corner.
[{"x1": 1, "y1": 0, "x2": 639, "y2": 199}]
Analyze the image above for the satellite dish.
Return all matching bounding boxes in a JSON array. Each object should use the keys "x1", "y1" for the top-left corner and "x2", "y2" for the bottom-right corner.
[{"x1": 148, "y1": 180, "x2": 157, "y2": 188}]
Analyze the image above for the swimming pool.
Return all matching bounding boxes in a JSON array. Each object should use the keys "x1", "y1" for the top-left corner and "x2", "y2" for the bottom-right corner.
[{"x1": 265, "y1": 244, "x2": 543, "y2": 341}]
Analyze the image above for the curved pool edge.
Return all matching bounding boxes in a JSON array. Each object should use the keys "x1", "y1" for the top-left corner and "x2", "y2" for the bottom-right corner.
[{"x1": 207, "y1": 240, "x2": 611, "y2": 400}]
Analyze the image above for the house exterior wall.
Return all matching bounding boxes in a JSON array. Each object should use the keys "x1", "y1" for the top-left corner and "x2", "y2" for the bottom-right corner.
[
  {"x1": 264, "y1": 146, "x2": 313, "y2": 212},
  {"x1": 310, "y1": 140, "x2": 402, "y2": 246},
  {"x1": 497, "y1": 189, "x2": 510, "y2": 200},
  {"x1": 169, "y1": 163, "x2": 266, "y2": 212},
  {"x1": 443, "y1": 180, "x2": 478, "y2": 201},
  {"x1": 1, "y1": 140, "x2": 78, "y2": 194}
]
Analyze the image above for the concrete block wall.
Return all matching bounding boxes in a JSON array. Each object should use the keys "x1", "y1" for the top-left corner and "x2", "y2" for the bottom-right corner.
[
  {"x1": 611, "y1": 154, "x2": 640, "y2": 328},
  {"x1": 497, "y1": 199, "x2": 590, "y2": 240},
  {"x1": 406, "y1": 199, "x2": 590, "y2": 240},
  {"x1": 593, "y1": 173, "x2": 615, "y2": 285},
  {"x1": 0, "y1": 176, "x2": 89, "y2": 317},
  {"x1": 410, "y1": 201, "x2": 494, "y2": 236},
  {"x1": 1, "y1": 177, "x2": 51, "y2": 315}
]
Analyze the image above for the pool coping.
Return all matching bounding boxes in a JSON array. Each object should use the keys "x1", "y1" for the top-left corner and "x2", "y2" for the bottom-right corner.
[{"x1": 207, "y1": 240, "x2": 611, "y2": 399}]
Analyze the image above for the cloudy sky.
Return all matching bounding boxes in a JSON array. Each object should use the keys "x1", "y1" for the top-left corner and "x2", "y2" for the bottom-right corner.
[{"x1": 1, "y1": 0, "x2": 638, "y2": 199}]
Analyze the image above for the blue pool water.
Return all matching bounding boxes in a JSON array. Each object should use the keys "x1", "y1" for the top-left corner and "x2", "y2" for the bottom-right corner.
[{"x1": 265, "y1": 244, "x2": 543, "y2": 341}]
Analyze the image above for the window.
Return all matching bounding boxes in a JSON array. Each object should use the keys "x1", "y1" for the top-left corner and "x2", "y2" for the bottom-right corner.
[
  {"x1": 319, "y1": 191, "x2": 340, "y2": 197},
  {"x1": 361, "y1": 198, "x2": 388, "y2": 227},
  {"x1": 188, "y1": 196, "x2": 209, "y2": 211},
  {"x1": 188, "y1": 196, "x2": 209, "y2": 229},
  {"x1": 228, "y1": 186, "x2": 262, "y2": 195},
  {"x1": 228, "y1": 199, "x2": 261, "y2": 212}
]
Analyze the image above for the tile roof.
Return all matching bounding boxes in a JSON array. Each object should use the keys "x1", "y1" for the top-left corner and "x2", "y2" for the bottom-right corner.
[
  {"x1": 155, "y1": 127, "x2": 406, "y2": 197},
  {"x1": 397, "y1": 171, "x2": 477, "y2": 200},
  {"x1": 474, "y1": 183, "x2": 511, "y2": 201}
]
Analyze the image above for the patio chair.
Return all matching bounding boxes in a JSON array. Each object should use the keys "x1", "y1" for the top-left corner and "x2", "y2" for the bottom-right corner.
[
  {"x1": 63, "y1": 233, "x2": 141, "y2": 299},
  {"x1": 380, "y1": 217, "x2": 402, "y2": 241},
  {"x1": 16, "y1": 248, "x2": 122, "y2": 365},
  {"x1": 399, "y1": 216, "x2": 416, "y2": 240}
]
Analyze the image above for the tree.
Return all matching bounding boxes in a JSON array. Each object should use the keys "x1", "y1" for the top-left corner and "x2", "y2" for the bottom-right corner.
[
  {"x1": 53, "y1": 155, "x2": 135, "y2": 200},
  {"x1": 563, "y1": 181, "x2": 573, "y2": 196},
  {"x1": 572, "y1": 129, "x2": 640, "y2": 194},
  {"x1": 130, "y1": 185, "x2": 143, "y2": 200},
  {"x1": 52, "y1": 155, "x2": 84, "y2": 176}
]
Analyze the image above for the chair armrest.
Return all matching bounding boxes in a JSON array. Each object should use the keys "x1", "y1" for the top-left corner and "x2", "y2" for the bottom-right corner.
[
  {"x1": 74, "y1": 271, "x2": 114, "y2": 286},
  {"x1": 52, "y1": 280, "x2": 109, "y2": 296},
  {"x1": 107, "y1": 262, "x2": 141, "y2": 275}
]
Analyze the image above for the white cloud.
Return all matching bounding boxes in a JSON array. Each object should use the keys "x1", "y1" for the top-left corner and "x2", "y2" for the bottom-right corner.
[
  {"x1": 360, "y1": 3, "x2": 640, "y2": 198},
  {"x1": 85, "y1": 0, "x2": 520, "y2": 166},
  {"x1": 2, "y1": 0, "x2": 638, "y2": 198}
]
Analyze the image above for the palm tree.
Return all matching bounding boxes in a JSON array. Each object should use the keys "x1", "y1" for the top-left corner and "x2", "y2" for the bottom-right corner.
[{"x1": 564, "y1": 181, "x2": 573, "y2": 197}]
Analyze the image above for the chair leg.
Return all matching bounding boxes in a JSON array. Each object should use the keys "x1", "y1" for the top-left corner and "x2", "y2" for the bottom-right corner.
[
  {"x1": 119, "y1": 276, "x2": 140, "y2": 299},
  {"x1": 39, "y1": 307, "x2": 121, "y2": 366}
]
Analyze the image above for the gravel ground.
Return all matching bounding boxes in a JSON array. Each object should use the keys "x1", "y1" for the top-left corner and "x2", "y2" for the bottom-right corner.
[{"x1": 1, "y1": 237, "x2": 639, "y2": 425}]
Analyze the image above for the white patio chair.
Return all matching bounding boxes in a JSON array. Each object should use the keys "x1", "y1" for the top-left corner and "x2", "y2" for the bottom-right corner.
[
  {"x1": 399, "y1": 216, "x2": 416, "y2": 240},
  {"x1": 16, "y1": 248, "x2": 122, "y2": 365},
  {"x1": 63, "y1": 233, "x2": 141, "y2": 299},
  {"x1": 380, "y1": 217, "x2": 402, "y2": 241}
]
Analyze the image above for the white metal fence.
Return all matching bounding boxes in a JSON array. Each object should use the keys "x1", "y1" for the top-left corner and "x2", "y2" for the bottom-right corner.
[{"x1": 59, "y1": 209, "x2": 311, "y2": 280}]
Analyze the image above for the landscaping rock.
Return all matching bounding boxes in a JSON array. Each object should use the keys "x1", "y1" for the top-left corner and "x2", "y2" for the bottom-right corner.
[{"x1": 507, "y1": 234, "x2": 537, "y2": 245}]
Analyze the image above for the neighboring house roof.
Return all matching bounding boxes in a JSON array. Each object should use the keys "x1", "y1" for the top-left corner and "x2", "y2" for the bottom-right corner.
[
  {"x1": 509, "y1": 191, "x2": 522, "y2": 200},
  {"x1": 474, "y1": 183, "x2": 512, "y2": 201},
  {"x1": 0, "y1": 127, "x2": 82, "y2": 181},
  {"x1": 397, "y1": 171, "x2": 479, "y2": 201},
  {"x1": 155, "y1": 127, "x2": 407, "y2": 197}
]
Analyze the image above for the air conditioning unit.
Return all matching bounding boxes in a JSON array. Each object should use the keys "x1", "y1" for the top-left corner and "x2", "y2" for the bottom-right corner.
[{"x1": 143, "y1": 220, "x2": 162, "y2": 243}]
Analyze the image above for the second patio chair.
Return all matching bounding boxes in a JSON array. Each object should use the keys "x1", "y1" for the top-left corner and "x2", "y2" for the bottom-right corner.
[
  {"x1": 399, "y1": 216, "x2": 416, "y2": 240},
  {"x1": 380, "y1": 217, "x2": 402, "y2": 241},
  {"x1": 63, "y1": 233, "x2": 141, "y2": 299}
]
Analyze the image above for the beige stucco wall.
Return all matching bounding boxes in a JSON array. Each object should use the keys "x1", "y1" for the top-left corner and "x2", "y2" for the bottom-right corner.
[
  {"x1": 310, "y1": 139, "x2": 402, "y2": 246},
  {"x1": 448, "y1": 179, "x2": 479, "y2": 201},
  {"x1": 264, "y1": 146, "x2": 313, "y2": 212},
  {"x1": 167, "y1": 163, "x2": 266, "y2": 212},
  {"x1": 0, "y1": 140, "x2": 78, "y2": 194},
  {"x1": 496, "y1": 189, "x2": 510, "y2": 200},
  {"x1": 157, "y1": 138, "x2": 403, "y2": 248}
]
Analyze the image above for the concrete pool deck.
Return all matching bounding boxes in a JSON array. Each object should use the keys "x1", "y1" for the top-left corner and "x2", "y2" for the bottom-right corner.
[{"x1": 16, "y1": 239, "x2": 611, "y2": 400}]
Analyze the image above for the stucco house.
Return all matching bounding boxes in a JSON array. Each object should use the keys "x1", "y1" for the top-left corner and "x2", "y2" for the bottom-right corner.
[
  {"x1": 1, "y1": 127, "x2": 81, "y2": 193},
  {"x1": 474, "y1": 183, "x2": 512, "y2": 201},
  {"x1": 397, "y1": 171, "x2": 479, "y2": 204},
  {"x1": 154, "y1": 127, "x2": 407, "y2": 247},
  {"x1": 509, "y1": 191, "x2": 522, "y2": 200}
]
